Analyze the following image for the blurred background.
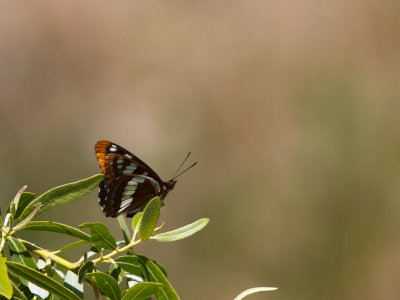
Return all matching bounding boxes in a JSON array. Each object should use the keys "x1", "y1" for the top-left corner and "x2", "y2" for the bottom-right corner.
[{"x1": 1, "y1": 1, "x2": 400, "y2": 299}]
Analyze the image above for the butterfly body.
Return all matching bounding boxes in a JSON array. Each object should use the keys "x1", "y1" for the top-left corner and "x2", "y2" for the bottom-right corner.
[{"x1": 95, "y1": 140, "x2": 177, "y2": 217}]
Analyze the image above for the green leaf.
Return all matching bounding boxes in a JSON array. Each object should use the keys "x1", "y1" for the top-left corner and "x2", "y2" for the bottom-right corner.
[
  {"x1": 21, "y1": 221, "x2": 91, "y2": 242},
  {"x1": 78, "y1": 262, "x2": 94, "y2": 283},
  {"x1": 137, "y1": 256, "x2": 167, "y2": 280},
  {"x1": 8, "y1": 237, "x2": 37, "y2": 273},
  {"x1": 233, "y1": 287, "x2": 278, "y2": 300},
  {"x1": 19, "y1": 174, "x2": 104, "y2": 220},
  {"x1": 58, "y1": 240, "x2": 88, "y2": 253},
  {"x1": 5, "y1": 261, "x2": 80, "y2": 300},
  {"x1": 10, "y1": 281, "x2": 28, "y2": 300},
  {"x1": 0, "y1": 256, "x2": 13, "y2": 299},
  {"x1": 12, "y1": 203, "x2": 42, "y2": 232},
  {"x1": 51, "y1": 263, "x2": 67, "y2": 283},
  {"x1": 117, "y1": 215, "x2": 131, "y2": 244},
  {"x1": 86, "y1": 272, "x2": 121, "y2": 300},
  {"x1": 115, "y1": 256, "x2": 143, "y2": 277},
  {"x1": 121, "y1": 282, "x2": 162, "y2": 300},
  {"x1": 152, "y1": 218, "x2": 209, "y2": 242},
  {"x1": 15, "y1": 192, "x2": 35, "y2": 220},
  {"x1": 80, "y1": 222, "x2": 116, "y2": 250},
  {"x1": 138, "y1": 197, "x2": 162, "y2": 241},
  {"x1": 131, "y1": 211, "x2": 143, "y2": 233},
  {"x1": 6, "y1": 189, "x2": 35, "y2": 220},
  {"x1": 109, "y1": 263, "x2": 123, "y2": 283},
  {"x1": 10, "y1": 186, "x2": 27, "y2": 216},
  {"x1": 6, "y1": 271, "x2": 29, "y2": 296},
  {"x1": 145, "y1": 260, "x2": 180, "y2": 300}
]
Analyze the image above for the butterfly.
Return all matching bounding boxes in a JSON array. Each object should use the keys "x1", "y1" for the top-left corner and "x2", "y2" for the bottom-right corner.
[{"x1": 95, "y1": 140, "x2": 195, "y2": 217}]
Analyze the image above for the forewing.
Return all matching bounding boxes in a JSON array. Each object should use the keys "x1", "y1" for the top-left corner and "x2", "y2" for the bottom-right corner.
[
  {"x1": 95, "y1": 140, "x2": 112, "y2": 173},
  {"x1": 95, "y1": 140, "x2": 161, "y2": 180},
  {"x1": 102, "y1": 153, "x2": 162, "y2": 184}
]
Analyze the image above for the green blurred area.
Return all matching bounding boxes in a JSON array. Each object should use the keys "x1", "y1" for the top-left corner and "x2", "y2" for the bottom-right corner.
[{"x1": 1, "y1": 1, "x2": 400, "y2": 299}]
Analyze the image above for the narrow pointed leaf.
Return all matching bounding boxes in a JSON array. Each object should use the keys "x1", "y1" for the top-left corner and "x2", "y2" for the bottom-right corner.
[
  {"x1": 8, "y1": 237, "x2": 37, "y2": 270},
  {"x1": 138, "y1": 197, "x2": 161, "y2": 241},
  {"x1": 12, "y1": 203, "x2": 42, "y2": 231},
  {"x1": 138, "y1": 255, "x2": 167, "y2": 279},
  {"x1": 57, "y1": 240, "x2": 88, "y2": 253},
  {"x1": 234, "y1": 287, "x2": 278, "y2": 300},
  {"x1": 78, "y1": 262, "x2": 94, "y2": 283},
  {"x1": 115, "y1": 256, "x2": 143, "y2": 277},
  {"x1": 19, "y1": 174, "x2": 104, "y2": 220},
  {"x1": 131, "y1": 211, "x2": 143, "y2": 233},
  {"x1": 121, "y1": 282, "x2": 162, "y2": 300},
  {"x1": 152, "y1": 218, "x2": 209, "y2": 242},
  {"x1": 5, "y1": 261, "x2": 80, "y2": 300},
  {"x1": 21, "y1": 221, "x2": 91, "y2": 242},
  {"x1": 145, "y1": 260, "x2": 180, "y2": 300},
  {"x1": 86, "y1": 272, "x2": 121, "y2": 300},
  {"x1": 0, "y1": 256, "x2": 12, "y2": 299},
  {"x1": 117, "y1": 215, "x2": 131, "y2": 244},
  {"x1": 80, "y1": 222, "x2": 116, "y2": 250},
  {"x1": 15, "y1": 192, "x2": 35, "y2": 219},
  {"x1": 109, "y1": 263, "x2": 123, "y2": 283},
  {"x1": 10, "y1": 281, "x2": 28, "y2": 300},
  {"x1": 52, "y1": 263, "x2": 67, "y2": 282},
  {"x1": 10, "y1": 186, "x2": 27, "y2": 216}
]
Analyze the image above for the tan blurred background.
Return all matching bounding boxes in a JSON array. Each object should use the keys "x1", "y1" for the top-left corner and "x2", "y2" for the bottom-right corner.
[{"x1": 1, "y1": 1, "x2": 400, "y2": 299}]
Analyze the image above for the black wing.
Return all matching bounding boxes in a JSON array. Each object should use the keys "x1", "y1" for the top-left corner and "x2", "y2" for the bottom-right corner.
[
  {"x1": 99, "y1": 173, "x2": 162, "y2": 217},
  {"x1": 95, "y1": 140, "x2": 166, "y2": 217},
  {"x1": 95, "y1": 140, "x2": 163, "y2": 182}
]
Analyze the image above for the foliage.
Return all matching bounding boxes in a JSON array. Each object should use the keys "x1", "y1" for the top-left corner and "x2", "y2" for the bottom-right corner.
[
  {"x1": 0, "y1": 175, "x2": 275, "y2": 299},
  {"x1": 0, "y1": 175, "x2": 210, "y2": 299}
]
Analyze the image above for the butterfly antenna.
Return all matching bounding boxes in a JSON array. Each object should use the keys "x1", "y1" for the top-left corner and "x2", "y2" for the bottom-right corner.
[
  {"x1": 173, "y1": 151, "x2": 192, "y2": 178},
  {"x1": 172, "y1": 162, "x2": 197, "y2": 180}
]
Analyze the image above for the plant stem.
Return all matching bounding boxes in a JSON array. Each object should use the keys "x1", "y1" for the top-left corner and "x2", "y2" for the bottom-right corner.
[
  {"x1": 18, "y1": 235, "x2": 141, "y2": 271},
  {"x1": 91, "y1": 238, "x2": 141, "y2": 264},
  {"x1": 18, "y1": 238, "x2": 80, "y2": 270},
  {"x1": 0, "y1": 213, "x2": 12, "y2": 253}
]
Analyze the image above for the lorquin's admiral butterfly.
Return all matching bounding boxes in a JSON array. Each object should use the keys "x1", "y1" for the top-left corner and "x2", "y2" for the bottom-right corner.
[{"x1": 95, "y1": 140, "x2": 196, "y2": 217}]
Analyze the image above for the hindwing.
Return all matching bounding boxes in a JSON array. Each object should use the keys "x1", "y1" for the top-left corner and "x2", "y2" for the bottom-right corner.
[
  {"x1": 95, "y1": 140, "x2": 175, "y2": 218},
  {"x1": 99, "y1": 174, "x2": 162, "y2": 217}
]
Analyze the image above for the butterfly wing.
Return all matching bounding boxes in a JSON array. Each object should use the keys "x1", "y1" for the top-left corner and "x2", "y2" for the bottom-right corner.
[
  {"x1": 95, "y1": 140, "x2": 168, "y2": 217},
  {"x1": 101, "y1": 153, "x2": 162, "y2": 185},
  {"x1": 99, "y1": 174, "x2": 162, "y2": 217},
  {"x1": 95, "y1": 140, "x2": 162, "y2": 181}
]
